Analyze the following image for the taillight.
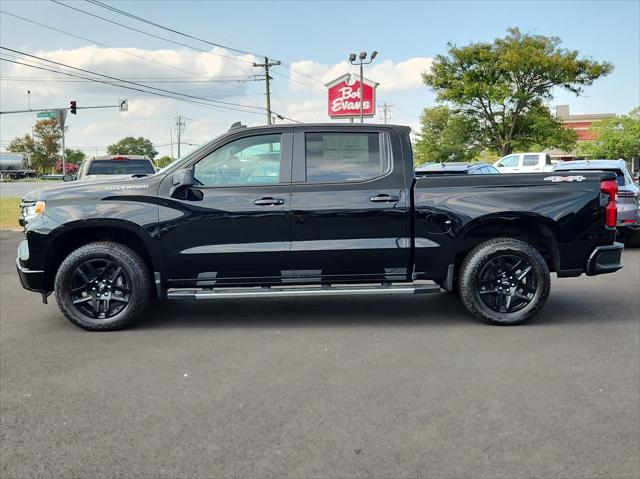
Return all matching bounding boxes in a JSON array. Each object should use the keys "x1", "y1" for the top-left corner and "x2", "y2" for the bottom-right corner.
[
  {"x1": 601, "y1": 180, "x2": 618, "y2": 229},
  {"x1": 113, "y1": 156, "x2": 128, "y2": 161}
]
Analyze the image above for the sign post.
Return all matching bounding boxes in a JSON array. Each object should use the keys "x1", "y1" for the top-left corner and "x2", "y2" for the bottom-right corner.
[
  {"x1": 57, "y1": 109, "x2": 67, "y2": 176},
  {"x1": 325, "y1": 73, "x2": 379, "y2": 120}
]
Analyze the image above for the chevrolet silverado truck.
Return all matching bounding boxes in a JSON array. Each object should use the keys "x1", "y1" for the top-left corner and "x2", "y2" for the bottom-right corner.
[{"x1": 16, "y1": 124, "x2": 624, "y2": 330}]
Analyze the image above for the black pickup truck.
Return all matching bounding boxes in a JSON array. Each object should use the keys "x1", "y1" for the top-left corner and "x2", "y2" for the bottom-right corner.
[{"x1": 16, "y1": 124, "x2": 624, "y2": 330}]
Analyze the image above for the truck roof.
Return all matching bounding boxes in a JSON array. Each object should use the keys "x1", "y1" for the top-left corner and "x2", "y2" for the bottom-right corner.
[
  {"x1": 554, "y1": 159, "x2": 626, "y2": 170},
  {"x1": 227, "y1": 122, "x2": 410, "y2": 132}
]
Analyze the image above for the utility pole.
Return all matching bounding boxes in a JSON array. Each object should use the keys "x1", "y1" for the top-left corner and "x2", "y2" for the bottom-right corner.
[
  {"x1": 174, "y1": 116, "x2": 185, "y2": 158},
  {"x1": 378, "y1": 102, "x2": 391, "y2": 124},
  {"x1": 253, "y1": 56, "x2": 281, "y2": 125},
  {"x1": 170, "y1": 127, "x2": 174, "y2": 159}
]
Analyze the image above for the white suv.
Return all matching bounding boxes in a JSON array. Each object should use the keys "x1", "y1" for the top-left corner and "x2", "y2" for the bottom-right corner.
[{"x1": 493, "y1": 152, "x2": 554, "y2": 173}]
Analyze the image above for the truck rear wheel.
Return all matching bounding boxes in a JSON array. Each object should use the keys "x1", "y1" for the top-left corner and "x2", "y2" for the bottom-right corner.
[
  {"x1": 54, "y1": 242, "x2": 151, "y2": 331},
  {"x1": 458, "y1": 238, "x2": 550, "y2": 325}
]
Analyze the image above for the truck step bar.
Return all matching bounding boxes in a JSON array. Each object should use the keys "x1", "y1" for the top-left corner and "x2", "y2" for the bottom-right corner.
[{"x1": 166, "y1": 282, "x2": 441, "y2": 300}]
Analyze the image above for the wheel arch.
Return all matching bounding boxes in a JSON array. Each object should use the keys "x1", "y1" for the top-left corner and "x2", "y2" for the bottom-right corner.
[
  {"x1": 455, "y1": 213, "x2": 562, "y2": 274},
  {"x1": 45, "y1": 220, "x2": 162, "y2": 296}
]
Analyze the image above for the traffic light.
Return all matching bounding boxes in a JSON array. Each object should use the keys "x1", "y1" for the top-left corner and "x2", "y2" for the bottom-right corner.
[{"x1": 70, "y1": 100, "x2": 77, "y2": 115}]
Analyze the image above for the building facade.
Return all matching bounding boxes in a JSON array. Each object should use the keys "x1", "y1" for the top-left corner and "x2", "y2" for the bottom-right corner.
[{"x1": 544, "y1": 105, "x2": 615, "y2": 161}]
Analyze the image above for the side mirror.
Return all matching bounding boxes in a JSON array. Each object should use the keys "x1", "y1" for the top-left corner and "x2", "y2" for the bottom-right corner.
[
  {"x1": 170, "y1": 168, "x2": 194, "y2": 197},
  {"x1": 63, "y1": 174, "x2": 76, "y2": 182}
]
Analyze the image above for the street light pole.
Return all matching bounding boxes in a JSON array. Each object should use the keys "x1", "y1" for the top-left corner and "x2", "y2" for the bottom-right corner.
[
  {"x1": 349, "y1": 51, "x2": 378, "y2": 124},
  {"x1": 359, "y1": 61, "x2": 364, "y2": 123}
]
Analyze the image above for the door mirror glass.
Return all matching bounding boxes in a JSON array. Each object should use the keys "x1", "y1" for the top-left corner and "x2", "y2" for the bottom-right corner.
[
  {"x1": 63, "y1": 174, "x2": 75, "y2": 182},
  {"x1": 170, "y1": 168, "x2": 194, "y2": 197}
]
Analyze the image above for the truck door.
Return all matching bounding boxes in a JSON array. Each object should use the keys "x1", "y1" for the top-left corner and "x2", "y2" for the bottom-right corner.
[
  {"x1": 289, "y1": 127, "x2": 411, "y2": 282},
  {"x1": 159, "y1": 131, "x2": 293, "y2": 287}
]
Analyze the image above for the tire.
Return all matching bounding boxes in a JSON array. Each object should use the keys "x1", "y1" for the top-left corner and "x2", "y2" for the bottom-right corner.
[
  {"x1": 54, "y1": 242, "x2": 151, "y2": 331},
  {"x1": 458, "y1": 238, "x2": 550, "y2": 325},
  {"x1": 627, "y1": 229, "x2": 640, "y2": 248}
]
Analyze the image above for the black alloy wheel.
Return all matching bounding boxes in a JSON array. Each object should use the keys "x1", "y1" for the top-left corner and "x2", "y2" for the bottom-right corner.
[
  {"x1": 477, "y1": 254, "x2": 537, "y2": 313},
  {"x1": 54, "y1": 242, "x2": 151, "y2": 331},
  {"x1": 69, "y1": 259, "x2": 131, "y2": 319},
  {"x1": 458, "y1": 238, "x2": 551, "y2": 325}
]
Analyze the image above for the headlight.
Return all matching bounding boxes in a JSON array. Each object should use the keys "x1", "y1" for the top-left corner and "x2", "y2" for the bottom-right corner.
[{"x1": 22, "y1": 200, "x2": 46, "y2": 222}]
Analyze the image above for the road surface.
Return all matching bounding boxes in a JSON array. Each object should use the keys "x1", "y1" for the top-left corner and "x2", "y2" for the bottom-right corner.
[{"x1": 1, "y1": 230, "x2": 638, "y2": 478}]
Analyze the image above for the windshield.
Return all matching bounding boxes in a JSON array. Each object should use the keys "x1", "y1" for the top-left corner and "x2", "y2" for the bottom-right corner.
[{"x1": 87, "y1": 159, "x2": 155, "y2": 175}]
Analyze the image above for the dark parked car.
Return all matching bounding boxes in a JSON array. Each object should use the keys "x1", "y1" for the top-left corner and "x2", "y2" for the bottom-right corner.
[
  {"x1": 17, "y1": 124, "x2": 623, "y2": 330},
  {"x1": 416, "y1": 162, "x2": 499, "y2": 175}
]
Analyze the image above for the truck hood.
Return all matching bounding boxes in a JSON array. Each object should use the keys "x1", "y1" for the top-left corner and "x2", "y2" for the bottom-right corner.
[{"x1": 22, "y1": 175, "x2": 160, "y2": 202}]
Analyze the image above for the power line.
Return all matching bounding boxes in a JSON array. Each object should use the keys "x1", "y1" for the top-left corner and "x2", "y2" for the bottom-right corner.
[
  {"x1": 1, "y1": 47, "x2": 266, "y2": 112},
  {"x1": 86, "y1": 0, "x2": 263, "y2": 58},
  {"x1": 1, "y1": 52, "x2": 300, "y2": 123},
  {"x1": 0, "y1": 9, "x2": 248, "y2": 87},
  {"x1": 49, "y1": 0, "x2": 250, "y2": 65},
  {"x1": 0, "y1": 56, "x2": 266, "y2": 117},
  {"x1": 1, "y1": 77, "x2": 260, "y2": 84},
  {"x1": 75, "y1": 0, "x2": 326, "y2": 95}
]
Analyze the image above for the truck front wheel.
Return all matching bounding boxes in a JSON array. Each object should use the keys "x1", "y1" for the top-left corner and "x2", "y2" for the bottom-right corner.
[
  {"x1": 458, "y1": 238, "x2": 550, "y2": 325},
  {"x1": 54, "y1": 242, "x2": 151, "y2": 331}
]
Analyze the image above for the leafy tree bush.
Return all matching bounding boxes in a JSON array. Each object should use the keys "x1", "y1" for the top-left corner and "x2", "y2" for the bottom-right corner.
[
  {"x1": 107, "y1": 137, "x2": 158, "y2": 160},
  {"x1": 423, "y1": 28, "x2": 612, "y2": 156}
]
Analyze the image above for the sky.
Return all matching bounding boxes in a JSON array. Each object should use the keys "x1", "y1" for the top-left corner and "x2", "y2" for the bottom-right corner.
[{"x1": 1, "y1": 0, "x2": 639, "y2": 159}]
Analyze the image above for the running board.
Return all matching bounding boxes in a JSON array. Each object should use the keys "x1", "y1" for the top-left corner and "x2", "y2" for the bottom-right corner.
[{"x1": 166, "y1": 282, "x2": 441, "y2": 300}]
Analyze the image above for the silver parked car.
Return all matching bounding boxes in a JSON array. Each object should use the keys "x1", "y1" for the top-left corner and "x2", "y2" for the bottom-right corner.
[
  {"x1": 553, "y1": 159, "x2": 640, "y2": 245},
  {"x1": 67, "y1": 155, "x2": 156, "y2": 182}
]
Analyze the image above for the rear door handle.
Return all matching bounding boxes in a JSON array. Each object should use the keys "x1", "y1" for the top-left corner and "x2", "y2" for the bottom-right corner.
[
  {"x1": 254, "y1": 197, "x2": 284, "y2": 206},
  {"x1": 369, "y1": 194, "x2": 400, "y2": 203}
]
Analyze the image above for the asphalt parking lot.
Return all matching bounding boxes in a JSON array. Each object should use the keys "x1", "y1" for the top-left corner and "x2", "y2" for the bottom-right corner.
[{"x1": 1, "y1": 230, "x2": 639, "y2": 479}]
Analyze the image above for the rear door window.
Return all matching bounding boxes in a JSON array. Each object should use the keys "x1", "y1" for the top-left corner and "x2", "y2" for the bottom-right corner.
[
  {"x1": 304, "y1": 132, "x2": 388, "y2": 183},
  {"x1": 88, "y1": 159, "x2": 155, "y2": 175},
  {"x1": 523, "y1": 155, "x2": 539, "y2": 167}
]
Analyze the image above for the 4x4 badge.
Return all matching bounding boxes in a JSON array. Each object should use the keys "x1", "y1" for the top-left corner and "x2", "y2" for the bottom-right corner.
[{"x1": 543, "y1": 175, "x2": 586, "y2": 182}]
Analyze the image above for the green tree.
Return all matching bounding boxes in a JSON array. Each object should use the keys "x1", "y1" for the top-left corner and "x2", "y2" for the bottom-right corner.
[
  {"x1": 65, "y1": 148, "x2": 86, "y2": 165},
  {"x1": 423, "y1": 28, "x2": 613, "y2": 155},
  {"x1": 32, "y1": 119, "x2": 62, "y2": 174},
  {"x1": 155, "y1": 155, "x2": 176, "y2": 168},
  {"x1": 7, "y1": 134, "x2": 37, "y2": 156},
  {"x1": 413, "y1": 106, "x2": 480, "y2": 164},
  {"x1": 510, "y1": 103, "x2": 578, "y2": 152},
  {"x1": 107, "y1": 137, "x2": 158, "y2": 160},
  {"x1": 578, "y1": 108, "x2": 640, "y2": 161}
]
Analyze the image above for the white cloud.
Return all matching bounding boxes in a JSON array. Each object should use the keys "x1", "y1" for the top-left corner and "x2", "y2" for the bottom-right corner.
[
  {"x1": 289, "y1": 57, "x2": 433, "y2": 93},
  {"x1": 0, "y1": 45, "x2": 430, "y2": 157}
]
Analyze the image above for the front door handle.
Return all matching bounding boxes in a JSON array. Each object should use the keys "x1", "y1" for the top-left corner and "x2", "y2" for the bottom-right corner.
[
  {"x1": 254, "y1": 197, "x2": 284, "y2": 206},
  {"x1": 369, "y1": 194, "x2": 399, "y2": 203}
]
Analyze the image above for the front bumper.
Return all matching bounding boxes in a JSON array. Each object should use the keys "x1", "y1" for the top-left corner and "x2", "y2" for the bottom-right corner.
[
  {"x1": 15, "y1": 239, "x2": 47, "y2": 294},
  {"x1": 586, "y1": 242, "x2": 624, "y2": 276}
]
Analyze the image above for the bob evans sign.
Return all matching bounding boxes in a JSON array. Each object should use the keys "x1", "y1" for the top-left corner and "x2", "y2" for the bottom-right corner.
[{"x1": 325, "y1": 73, "x2": 379, "y2": 118}]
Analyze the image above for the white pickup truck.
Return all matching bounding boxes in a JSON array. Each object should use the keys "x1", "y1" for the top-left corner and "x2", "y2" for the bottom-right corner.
[{"x1": 493, "y1": 152, "x2": 554, "y2": 173}]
